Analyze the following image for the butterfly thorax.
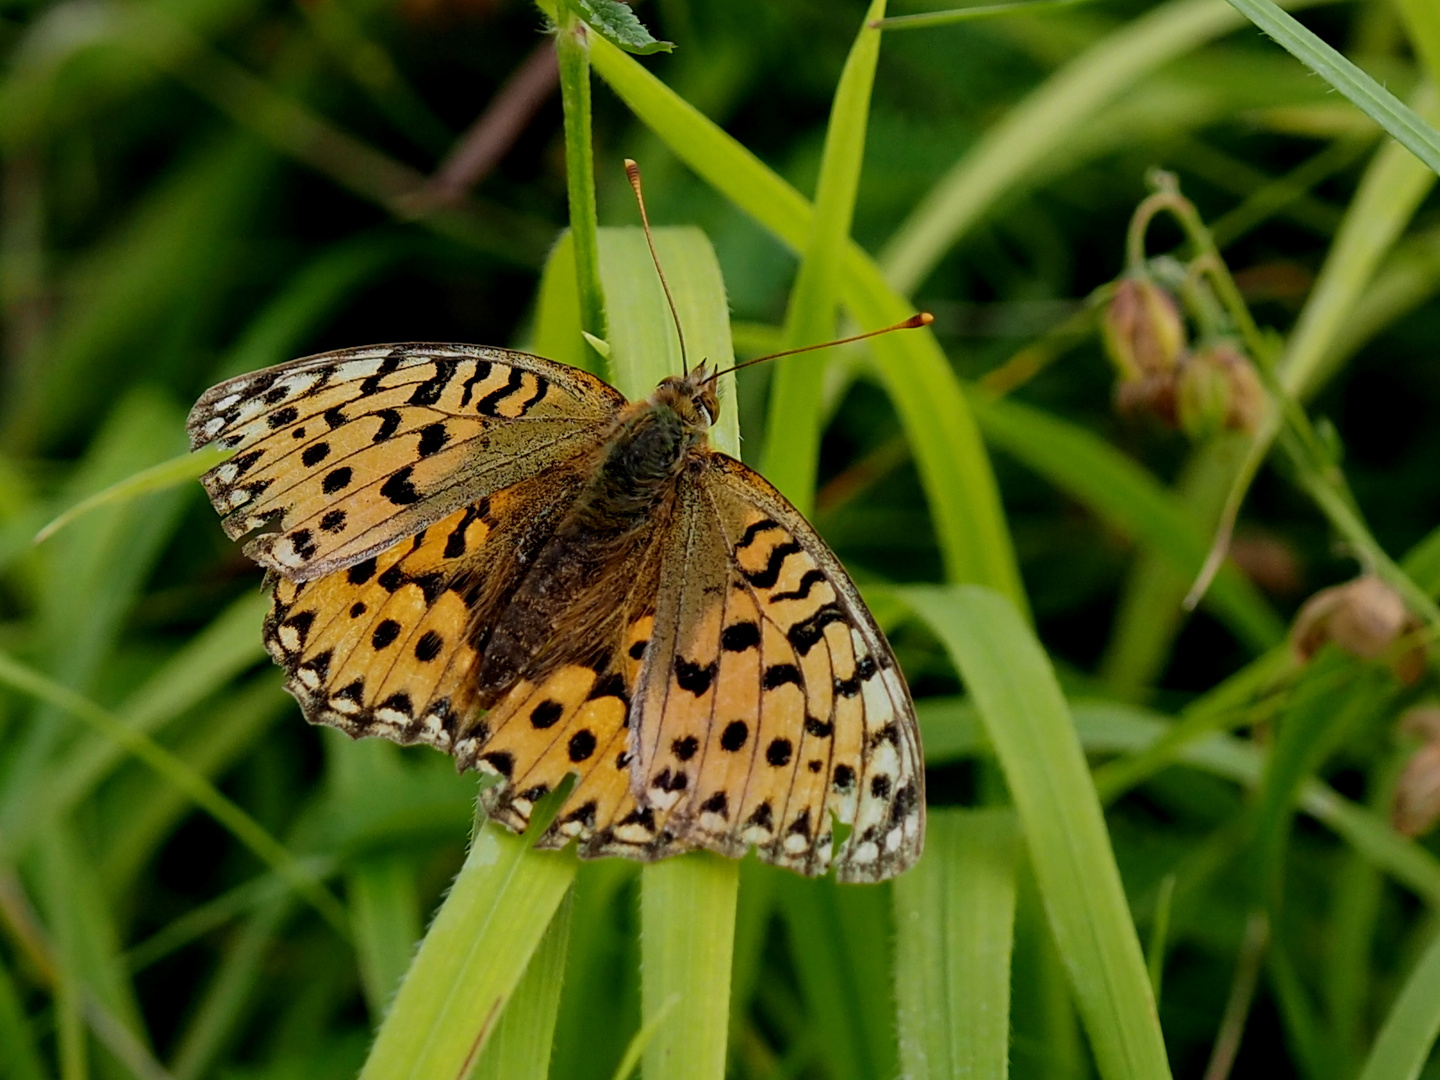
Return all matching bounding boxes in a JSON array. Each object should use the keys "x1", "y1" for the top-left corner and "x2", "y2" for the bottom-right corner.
[{"x1": 572, "y1": 378, "x2": 713, "y2": 529}]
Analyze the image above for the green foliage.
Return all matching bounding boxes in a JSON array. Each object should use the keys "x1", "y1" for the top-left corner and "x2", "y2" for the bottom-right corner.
[{"x1": 5, "y1": 0, "x2": 1440, "y2": 1078}]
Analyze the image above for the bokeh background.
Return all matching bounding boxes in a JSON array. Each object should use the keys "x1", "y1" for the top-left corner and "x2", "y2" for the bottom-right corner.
[{"x1": 3, "y1": 0, "x2": 1440, "y2": 1077}]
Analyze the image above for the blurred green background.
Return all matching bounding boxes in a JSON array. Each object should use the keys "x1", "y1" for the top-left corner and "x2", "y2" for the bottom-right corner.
[{"x1": 4, "y1": 0, "x2": 1440, "y2": 1077}]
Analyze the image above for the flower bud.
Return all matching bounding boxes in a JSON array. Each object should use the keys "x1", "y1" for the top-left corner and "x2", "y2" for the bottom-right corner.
[
  {"x1": 1175, "y1": 350, "x2": 1232, "y2": 440},
  {"x1": 1175, "y1": 343, "x2": 1268, "y2": 439},
  {"x1": 1393, "y1": 706, "x2": 1440, "y2": 837},
  {"x1": 1291, "y1": 575, "x2": 1424, "y2": 681},
  {"x1": 1103, "y1": 277, "x2": 1185, "y2": 382},
  {"x1": 1392, "y1": 740, "x2": 1440, "y2": 837}
]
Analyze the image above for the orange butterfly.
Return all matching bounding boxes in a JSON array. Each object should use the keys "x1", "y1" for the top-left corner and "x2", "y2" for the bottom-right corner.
[{"x1": 189, "y1": 218, "x2": 926, "y2": 884}]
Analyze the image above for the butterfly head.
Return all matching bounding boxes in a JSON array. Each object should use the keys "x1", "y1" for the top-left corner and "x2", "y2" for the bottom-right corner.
[{"x1": 651, "y1": 362, "x2": 720, "y2": 432}]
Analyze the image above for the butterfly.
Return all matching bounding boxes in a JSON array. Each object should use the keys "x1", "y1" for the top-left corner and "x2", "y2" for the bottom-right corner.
[{"x1": 187, "y1": 341, "x2": 925, "y2": 881}]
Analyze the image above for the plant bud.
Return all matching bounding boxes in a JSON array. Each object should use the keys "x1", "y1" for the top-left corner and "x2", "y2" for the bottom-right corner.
[
  {"x1": 1291, "y1": 575, "x2": 1424, "y2": 680},
  {"x1": 1176, "y1": 350, "x2": 1232, "y2": 439},
  {"x1": 1393, "y1": 707, "x2": 1440, "y2": 836},
  {"x1": 1393, "y1": 723, "x2": 1440, "y2": 838},
  {"x1": 1175, "y1": 343, "x2": 1268, "y2": 439},
  {"x1": 1219, "y1": 346, "x2": 1267, "y2": 433},
  {"x1": 1103, "y1": 277, "x2": 1185, "y2": 382}
]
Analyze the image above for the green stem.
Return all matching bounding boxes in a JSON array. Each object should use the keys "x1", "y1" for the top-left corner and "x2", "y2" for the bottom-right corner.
[{"x1": 556, "y1": 11, "x2": 610, "y2": 368}]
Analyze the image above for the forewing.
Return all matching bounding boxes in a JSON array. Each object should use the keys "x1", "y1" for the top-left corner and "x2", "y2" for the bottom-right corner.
[
  {"x1": 629, "y1": 456, "x2": 925, "y2": 882},
  {"x1": 188, "y1": 343, "x2": 624, "y2": 580}
]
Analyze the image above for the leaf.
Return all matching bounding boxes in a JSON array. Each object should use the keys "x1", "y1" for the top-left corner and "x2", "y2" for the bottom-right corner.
[{"x1": 574, "y1": 0, "x2": 673, "y2": 55}]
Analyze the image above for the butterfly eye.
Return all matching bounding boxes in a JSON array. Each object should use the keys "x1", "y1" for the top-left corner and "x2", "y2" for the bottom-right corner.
[{"x1": 696, "y1": 401, "x2": 714, "y2": 426}]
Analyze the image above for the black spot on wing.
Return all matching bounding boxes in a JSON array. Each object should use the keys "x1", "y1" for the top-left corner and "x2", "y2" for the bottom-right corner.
[
  {"x1": 407, "y1": 359, "x2": 458, "y2": 406},
  {"x1": 417, "y1": 422, "x2": 449, "y2": 458},
  {"x1": 763, "y1": 664, "x2": 802, "y2": 690},
  {"x1": 721, "y1": 621, "x2": 761, "y2": 653},
  {"x1": 786, "y1": 604, "x2": 847, "y2": 656},
  {"x1": 322, "y1": 466, "x2": 352, "y2": 493},
  {"x1": 735, "y1": 519, "x2": 781, "y2": 549},
  {"x1": 372, "y1": 409, "x2": 402, "y2": 442},
  {"x1": 380, "y1": 466, "x2": 421, "y2": 505},
  {"x1": 674, "y1": 658, "x2": 717, "y2": 696},
  {"x1": 771, "y1": 569, "x2": 827, "y2": 604},
  {"x1": 476, "y1": 365, "x2": 524, "y2": 417},
  {"x1": 743, "y1": 540, "x2": 803, "y2": 590}
]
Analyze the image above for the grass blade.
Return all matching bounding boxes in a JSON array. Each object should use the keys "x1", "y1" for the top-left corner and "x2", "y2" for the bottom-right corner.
[
  {"x1": 1220, "y1": 0, "x2": 1440, "y2": 175},
  {"x1": 0, "y1": 649, "x2": 347, "y2": 935},
  {"x1": 900, "y1": 585, "x2": 1171, "y2": 1080},
  {"x1": 33, "y1": 447, "x2": 228, "y2": 544},
  {"x1": 894, "y1": 807, "x2": 1019, "y2": 1080},
  {"x1": 970, "y1": 392, "x2": 1283, "y2": 651},
  {"x1": 1355, "y1": 927, "x2": 1440, "y2": 1080},
  {"x1": 761, "y1": 0, "x2": 885, "y2": 513},
  {"x1": 473, "y1": 890, "x2": 573, "y2": 1080},
  {"x1": 586, "y1": 32, "x2": 1024, "y2": 603},
  {"x1": 557, "y1": 12, "x2": 608, "y2": 365},
  {"x1": 358, "y1": 822, "x2": 577, "y2": 1080},
  {"x1": 641, "y1": 855, "x2": 738, "y2": 1080}
]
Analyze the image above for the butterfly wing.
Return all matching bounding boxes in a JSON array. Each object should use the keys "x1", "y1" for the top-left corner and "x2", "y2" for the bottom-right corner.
[
  {"x1": 187, "y1": 343, "x2": 625, "y2": 581},
  {"x1": 627, "y1": 455, "x2": 925, "y2": 882},
  {"x1": 262, "y1": 463, "x2": 593, "y2": 749}
]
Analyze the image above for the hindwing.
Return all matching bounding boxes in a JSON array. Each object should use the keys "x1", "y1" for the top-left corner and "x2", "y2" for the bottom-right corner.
[{"x1": 627, "y1": 456, "x2": 925, "y2": 883}]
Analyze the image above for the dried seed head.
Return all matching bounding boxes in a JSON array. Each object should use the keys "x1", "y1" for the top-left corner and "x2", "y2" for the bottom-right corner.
[{"x1": 1291, "y1": 575, "x2": 1424, "y2": 681}]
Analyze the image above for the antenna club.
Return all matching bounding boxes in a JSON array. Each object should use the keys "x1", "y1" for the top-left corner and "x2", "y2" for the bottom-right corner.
[{"x1": 914, "y1": 311, "x2": 934, "y2": 327}]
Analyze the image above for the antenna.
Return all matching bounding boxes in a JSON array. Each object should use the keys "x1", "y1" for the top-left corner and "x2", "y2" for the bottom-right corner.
[
  {"x1": 624, "y1": 159, "x2": 690, "y2": 375},
  {"x1": 706, "y1": 313, "x2": 934, "y2": 382}
]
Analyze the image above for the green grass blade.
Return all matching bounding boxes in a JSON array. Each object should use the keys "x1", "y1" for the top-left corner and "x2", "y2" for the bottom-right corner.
[
  {"x1": 358, "y1": 823, "x2": 577, "y2": 1080},
  {"x1": 1220, "y1": 0, "x2": 1440, "y2": 175},
  {"x1": 0, "y1": 951, "x2": 48, "y2": 1080},
  {"x1": 874, "y1": 0, "x2": 1095, "y2": 30},
  {"x1": 33, "y1": 446, "x2": 228, "y2": 544},
  {"x1": 1355, "y1": 928, "x2": 1440, "y2": 1080},
  {"x1": 970, "y1": 392, "x2": 1283, "y2": 651},
  {"x1": 920, "y1": 694, "x2": 1440, "y2": 906},
  {"x1": 473, "y1": 889, "x2": 573, "y2": 1080},
  {"x1": 894, "y1": 808, "x2": 1019, "y2": 1080},
  {"x1": 761, "y1": 0, "x2": 885, "y2": 513},
  {"x1": 0, "y1": 649, "x2": 348, "y2": 935},
  {"x1": 331, "y1": 739, "x2": 423, "y2": 1021},
  {"x1": 586, "y1": 33, "x2": 1023, "y2": 603},
  {"x1": 777, "y1": 875, "x2": 897, "y2": 1080},
  {"x1": 879, "y1": 0, "x2": 1269, "y2": 294},
  {"x1": 900, "y1": 585, "x2": 1171, "y2": 1080},
  {"x1": 1280, "y1": 86, "x2": 1439, "y2": 398},
  {"x1": 598, "y1": 226, "x2": 739, "y2": 458},
  {"x1": 641, "y1": 855, "x2": 738, "y2": 1080}
]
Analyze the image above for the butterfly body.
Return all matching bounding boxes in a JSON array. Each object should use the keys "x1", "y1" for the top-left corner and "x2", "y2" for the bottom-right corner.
[{"x1": 189, "y1": 343, "x2": 924, "y2": 881}]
